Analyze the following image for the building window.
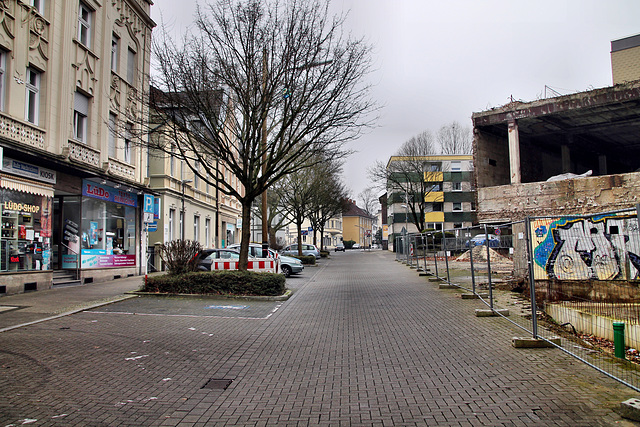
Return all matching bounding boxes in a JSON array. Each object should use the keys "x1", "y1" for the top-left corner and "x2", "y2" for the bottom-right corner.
[
  {"x1": 111, "y1": 34, "x2": 119, "y2": 72},
  {"x1": 108, "y1": 113, "x2": 117, "y2": 157},
  {"x1": 168, "y1": 209, "x2": 175, "y2": 241},
  {"x1": 452, "y1": 182, "x2": 462, "y2": 192},
  {"x1": 29, "y1": 0, "x2": 44, "y2": 14},
  {"x1": 454, "y1": 223, "x2": 462, "y2": 229},
  {"x1": 0, "y1": 50, "x2": 5, "y2": 112},
  {"x1": 78, "y1": 2, "x2": 92, "y2": 48},
  {"x1": 25, "y1": 67, "x2": 41, "y2": 125},
  {"x1": 179, "y1": 211, "x2": 184, "y2": 240},
  {"x1": 205, "y1": 218, "x2": 211, "y2": 247},
  {"x1": 124, "y1": 123, "x2": 133, "y2": 164},
  {"x1": 73, "y1": 91, "x2": 89, "y2": 142},
  {"x1": 127, "y1": 47, "x2": 136, "y2": 85},
  {"x1": 453, "y1": 202, "x2": 462, "y2": 211},
  {"x1": 428, "y1": 163, "x2": 440, "y2": 172},
  {"x1": 194, "y1": 215, "x2": 200, "y2": 242},
  {"x1": 451, "y1": 161, "x2": 461, "y2": 172},
  {"x1": 169, "y1": 144, "x2": 175, "y2": 177},
  {"x1": 194, "y1": 161, "x2": 200, "y2": 190}
]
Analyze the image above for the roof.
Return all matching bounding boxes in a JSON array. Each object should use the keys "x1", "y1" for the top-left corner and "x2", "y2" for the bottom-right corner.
[{"x1": 342, "y1": 201, "x2": 374, "y2": 219}]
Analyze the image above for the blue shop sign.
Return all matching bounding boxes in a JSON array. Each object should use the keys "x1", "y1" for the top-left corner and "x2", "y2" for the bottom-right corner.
[{"x1": 82, "y1": 180, "x2": 137, "y2": 207}]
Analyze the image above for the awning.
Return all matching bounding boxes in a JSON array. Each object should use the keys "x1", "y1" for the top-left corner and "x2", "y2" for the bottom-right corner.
[{"x1": 0, "y1": 174, "x2": 54, "y2": 198}]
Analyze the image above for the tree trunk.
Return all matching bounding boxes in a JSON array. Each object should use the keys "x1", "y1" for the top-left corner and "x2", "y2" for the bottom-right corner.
[
  {"x1": 239, "y1": 201, "x2": 253, "y2": 270},
  {"x1": 296, "y1": 219, "x2": 303, "y2": 257}
]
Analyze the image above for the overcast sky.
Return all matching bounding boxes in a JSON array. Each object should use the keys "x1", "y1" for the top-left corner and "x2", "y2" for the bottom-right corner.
[{"x1": 151, "y1": 0, "x2": 640, "y2": 201}]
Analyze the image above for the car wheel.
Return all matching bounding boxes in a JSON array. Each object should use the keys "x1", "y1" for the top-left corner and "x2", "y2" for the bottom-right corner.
[{"x1": 282, "y1": 265, "x2": 292, "y2": 278}]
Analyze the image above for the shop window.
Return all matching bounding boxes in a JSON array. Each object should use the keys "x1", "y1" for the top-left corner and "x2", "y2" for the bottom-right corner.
[
  {"x1": 1, "y1": 190, "x2": 53, "y2": 272},
  {"x1": 80, "y1": 197, "x2": 136, "y2": 268},
  {"x1": 74, "y1": 91, "x2": 89, "y2": 142},
  {"x1": 78, "y1": 2, "x2": 92, "y2": 48},
  {"x1": 25, "y1": 67, "x2": 41, "y2": 125}
]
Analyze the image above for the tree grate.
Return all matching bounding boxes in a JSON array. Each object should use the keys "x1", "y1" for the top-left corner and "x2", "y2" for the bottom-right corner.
[{"x1": 202, "y1": 378, "x2": 233, "y2": 390}]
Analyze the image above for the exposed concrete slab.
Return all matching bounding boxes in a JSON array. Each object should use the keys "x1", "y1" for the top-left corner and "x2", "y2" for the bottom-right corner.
[
  {"x1": 429, "y1": 277, "x2": 443, "y2": 282},
  {"x1": 512, "y1": 336, "x2": 561, "y2": 348},
  {"x1": 461, "y1": 293, "x2": 489, "y2": 299},
  {"x1": 439, "y1": 284, "x2": 457, "y2": 289},
  {"x1": 620, "y1": 398, "x2": 640, "y2": 422},
  {"x1": 475, "y1": 308, "x2": 510, "y2": 317}
]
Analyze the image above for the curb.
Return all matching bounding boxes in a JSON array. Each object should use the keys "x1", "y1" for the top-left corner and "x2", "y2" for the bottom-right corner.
[{"x1": 127, "y1": 289, "x2": 294, "y2": 302}]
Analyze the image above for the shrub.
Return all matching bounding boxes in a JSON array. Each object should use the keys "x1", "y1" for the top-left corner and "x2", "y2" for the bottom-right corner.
[
  {"x1": 143, "y1": 270, "x2": 286, "y2": 296},
  {"x1": 320, "y1": 250, "x2": 329, "y2": 258},
  {"x1": 159, "y1": 239, "x2": 202, "y2": 275},
  {"x1": 290, "y1": 255, "x2": 316, "y2": 265}
]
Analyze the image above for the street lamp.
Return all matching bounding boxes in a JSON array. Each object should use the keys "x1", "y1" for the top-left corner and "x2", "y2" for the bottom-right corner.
[{"x1": 181, "y1": 179, "x2": 192, "y2": 241}]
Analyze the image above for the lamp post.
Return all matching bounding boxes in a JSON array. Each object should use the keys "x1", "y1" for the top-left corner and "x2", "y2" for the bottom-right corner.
[{"x1": 181, "y1": 179, "x2": 192, "y2": 241}]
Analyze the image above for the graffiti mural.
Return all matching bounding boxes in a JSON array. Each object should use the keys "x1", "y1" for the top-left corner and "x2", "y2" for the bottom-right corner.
[{"x1": 532, "y1": 213, "x2": 640, "y2": 281}]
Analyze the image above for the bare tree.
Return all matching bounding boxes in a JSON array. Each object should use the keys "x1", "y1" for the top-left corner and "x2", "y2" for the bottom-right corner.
[
  {"x1": 357, "y1": 187, "x2": 379, "y2": 217},
  {"x1": 148, "y1": 0, "x2": 375, "y2": 268},
  {"x1": 307, "y1": 163, "x2": 349, "y2": 251},
  {"x1": 368, "y1": 130, "x2": 440, "y2": 233},
  {"x1": 437, "y1": 121, "x2": 472, "y2": 154},
  {"x1": 275, "y1": 167, "x2": 315, "y2": 257}
]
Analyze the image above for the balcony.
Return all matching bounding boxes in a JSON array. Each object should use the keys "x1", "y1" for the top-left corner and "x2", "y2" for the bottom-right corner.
[
  {"x1": 424, "y1": 192, "x2": 444, "y2": 202},
  {"x1": 0, "y1": 113, "x2": 46, "y2": 151},
  {"x1": 103, "y1": 157, "x2": 136, "y2": 181},
  {"x1": 66, "y1": 140, "x2": 101, "y2": 168}
]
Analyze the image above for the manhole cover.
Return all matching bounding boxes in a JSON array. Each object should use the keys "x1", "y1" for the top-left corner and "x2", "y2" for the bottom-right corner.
[{"x1": 202, "y1": 378, "x2": 233, "y2": 390}]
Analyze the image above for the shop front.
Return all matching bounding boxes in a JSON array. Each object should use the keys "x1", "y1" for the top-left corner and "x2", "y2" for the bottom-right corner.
[
  {"x1": 0, "y1": 171, "x2": 54, "y2": 294},
  {"x1": 77, "y1": 180, "x2": 137, "y2": 275}
]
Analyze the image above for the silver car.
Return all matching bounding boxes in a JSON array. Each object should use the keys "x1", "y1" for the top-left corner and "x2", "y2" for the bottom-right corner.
[{"x1": 281, "y1": 243, "x2": 321, "y2": 259}]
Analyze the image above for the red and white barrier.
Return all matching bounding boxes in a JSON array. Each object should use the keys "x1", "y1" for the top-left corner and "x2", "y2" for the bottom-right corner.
[{"x1": 211, "y1": 258, "x2": 280, "y2": 274}]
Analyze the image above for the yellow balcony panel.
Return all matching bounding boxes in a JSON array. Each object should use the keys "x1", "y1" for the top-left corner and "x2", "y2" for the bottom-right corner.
[
  {"x1": 424, "y1": 192, "x2": 444, "y2": 202},
  {"x1": 424, "y1": 212, "x2": 444, "y2": 222},
  {"x1": 424, "y1": 171, "x2": 443, "y2": 182}
]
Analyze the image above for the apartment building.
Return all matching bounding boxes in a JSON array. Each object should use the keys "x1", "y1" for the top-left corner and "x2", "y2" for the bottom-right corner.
[
  {"x1": 146, "y1": 132, "x2": 243, "y2": 258},
  {"x1": 342, "y1": 200, "x2": 374, "y2": 248},
  {"x1": 386, "y1": 155, "x2": 475, "y2": 246},
  {"x1": 0, "y1": 1, "x2": 154, "y2": 294}
]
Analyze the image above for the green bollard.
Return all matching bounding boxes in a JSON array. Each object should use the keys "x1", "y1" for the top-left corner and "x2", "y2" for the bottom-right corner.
[{"x1": 613, "y1": 322, "x2": 626, "y2": 359}]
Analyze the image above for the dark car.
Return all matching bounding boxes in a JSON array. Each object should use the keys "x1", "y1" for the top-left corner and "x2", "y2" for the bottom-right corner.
[
  {"x1": 193, "y1": 249, "x2": 241, "y2": 271},
  {"x1": 335, "y1": 243, "x2": 345, "y2": 252}
]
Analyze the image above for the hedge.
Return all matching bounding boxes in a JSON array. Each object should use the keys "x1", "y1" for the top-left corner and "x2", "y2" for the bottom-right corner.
[
  {"x1": 142, "y1": 270, "x2": 286, "y2": 296},
  {"x1": 289, "y1": 255, "x2": 316, "y2": 265}
]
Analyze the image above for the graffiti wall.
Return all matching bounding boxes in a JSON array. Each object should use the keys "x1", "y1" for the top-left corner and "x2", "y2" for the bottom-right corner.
[{"x1": 532, "y1": 212, "x2": 640, "y2": 281}]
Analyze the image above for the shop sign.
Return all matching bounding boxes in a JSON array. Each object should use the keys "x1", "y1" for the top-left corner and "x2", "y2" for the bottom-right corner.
[
  {"x1": 2, "y1": 157, "x2": 56, "y2": 184},
  {"x1": 82, "y1": 180, "x2": 137, "y2": 207},
  {"x1": 3, "y1": 201, "x2": 40, "y2": 213},
  {"x1": 81, "y1": 254, "x2": 136, "y2": 268}
]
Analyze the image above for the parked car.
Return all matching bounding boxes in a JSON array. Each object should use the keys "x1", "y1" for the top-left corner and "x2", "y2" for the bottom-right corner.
[
  {"x1": 466, "y1": 234, "x2": 500, "y2": 248},
  {"x1": 335, "y1": 243, "x2": 345, "y2": 252},
  {"x1": 352, "y1": 243, "x2": 361, "y2": 249},
  {"x1": 193, "y1": 249, "x2": 241, "y2": 271},
  {"x1": 228, "y1": 243, "x2": 303, "y2": 277},
  {"x1": 281, "y1": 243, "x2": 321, "y2": 259}
]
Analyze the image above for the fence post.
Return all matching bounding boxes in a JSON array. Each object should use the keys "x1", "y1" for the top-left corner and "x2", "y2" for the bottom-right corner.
[
  {"x1": 422, "y1": 234, "x2": 428, "y2": 273},
  {"x1": 432, "y1": 234, "x2": 439, "y2": 279},
  {"x1": 484, "y1": 224, "x2": 493, "y2": 309},
  {"x1": 443, "y1": 231, "x2": 451, "y2": 284},
  {"x1": 525, "y1": 216, "x2": 539, "y2": 338},
  {"x1": 468, "y1": 227, "x2": 476, "y2": 294}
]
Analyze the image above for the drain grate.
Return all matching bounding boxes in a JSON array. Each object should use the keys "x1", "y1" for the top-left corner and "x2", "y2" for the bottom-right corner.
[{"x1": 202, "y1": 378, "x2": 233, "y2": 390}]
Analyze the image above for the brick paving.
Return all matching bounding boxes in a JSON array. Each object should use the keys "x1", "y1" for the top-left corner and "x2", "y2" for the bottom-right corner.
[{"x1": 0, "y1": 251, "x2": 638, "y2": 426}]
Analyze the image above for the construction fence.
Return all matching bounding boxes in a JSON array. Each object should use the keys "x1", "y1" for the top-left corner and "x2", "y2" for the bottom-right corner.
[{"x1": 395, "y1": 207, "x2": 640, "y2": 393}]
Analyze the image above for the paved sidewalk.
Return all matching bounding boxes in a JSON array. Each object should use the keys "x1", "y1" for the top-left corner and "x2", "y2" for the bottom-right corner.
[
  {"x1": 0, "y1": 274, "x2": 147, "y2": 331},
  {"x1": 0, "y1": 251, "x2": 638, "y2": 426}
]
